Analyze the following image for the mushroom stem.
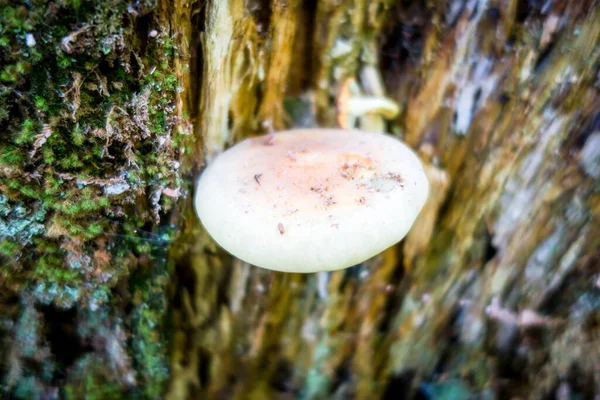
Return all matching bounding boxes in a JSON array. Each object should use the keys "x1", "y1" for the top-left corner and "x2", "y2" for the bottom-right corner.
[{"x1": 359, "y1": 114, "x2": 386, "y2": 133}]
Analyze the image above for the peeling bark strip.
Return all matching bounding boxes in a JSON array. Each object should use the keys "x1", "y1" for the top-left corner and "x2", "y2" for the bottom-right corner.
[{"x1": 2, "y1": 0, "x2": 600, "y2": 399}]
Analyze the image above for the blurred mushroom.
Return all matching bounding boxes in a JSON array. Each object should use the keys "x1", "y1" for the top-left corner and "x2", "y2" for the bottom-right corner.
[
  {"x1": 337, "y1": 78, "x2": 400, "y2": 131},
  {"x1": 195, "y1": 128, "x2": 428, "y2": 273}
]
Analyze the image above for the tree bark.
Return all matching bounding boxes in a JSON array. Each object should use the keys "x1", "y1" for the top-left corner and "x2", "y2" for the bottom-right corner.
[{"x1": 1, "y1": 0, "x2": 599, "y2": 399}]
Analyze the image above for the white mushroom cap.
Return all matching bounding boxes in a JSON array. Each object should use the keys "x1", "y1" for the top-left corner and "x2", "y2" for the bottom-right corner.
[{"x1": 195, "y1": 128, "x2": 429, "y2": 273}]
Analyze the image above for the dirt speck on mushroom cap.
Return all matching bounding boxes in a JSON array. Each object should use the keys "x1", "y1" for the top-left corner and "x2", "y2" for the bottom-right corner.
[{"x1": 195, "y1": 129, "x2": 429, "y2": 273}]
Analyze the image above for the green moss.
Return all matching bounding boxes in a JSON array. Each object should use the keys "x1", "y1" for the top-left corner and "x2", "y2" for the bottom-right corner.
[
  {"x1": 15, "y1": 119, "x2": 38, "y2": 145},
  {"x1": 63, "y1": 355, "x2": 127, "y2": 400},
  {"x1": 71, "y1": 126, "x2": 85, "y2": 146},
  {"x1": 59, "y1": 153, "x2": 83, "y2": 169},
  {"x1": 19, "y1": 186, "x2": 40, "y2": 198},
  {"x1": 7, "y1": 178, "x2": 20, "y2": 190},
  {"x1": 42, "y1": 146, "x2": 56, "y2": 164},
  {"x1": 0, "y1": 145, "x2": 25, "y2": 164},
  {"x1": 128, "y1": 247, "x2": 171, "y2": 398},
  {"x1": 31, "y1": 237, "x2": 59, "y2": 253},
  {"x1": 33, "y1": 96, "x2": 49, "y2": 112},
  {"x1": 1, "y1": 63, "x2": 22, "y2": 82},
  {"x1": 0, "y1": 239, "x2": 20, "y2": 257}
]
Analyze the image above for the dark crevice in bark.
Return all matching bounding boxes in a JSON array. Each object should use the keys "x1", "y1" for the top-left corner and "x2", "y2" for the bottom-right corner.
[
  {"x1": 434, "y1": 185, "x2": 456, "y2": 225},
  {"x1": 486, "y1": 319, "x2": 523, "y2": 382},
  {"x1": 483, "y1": 225, "x2": 498, "y2": 265},
  {"x1": 541, "y1": 250, "x2": 600, "y2": 314},
  {"x1": 39, "y1": 305, "x2": 90, "y2": 382},
  {"x1": 431, "y1": 306, "x2": 461, "y2": 376},
  {"x1": 515, "y1": 0, "x2": 533, "y2": 23},
  {"x1": 342, "y1": 263, "x2": 365, "y2": 283},
  {"x1": 445, "y1": 0, "x2": 468, "y2": 27},
  {"x1": 172, "y1": 251, "x2": 198, "y2": 311},
  {"x1": 571, "y1": 109, "x2": 600, "y2": 152},
  {"x1": 269, "y1": 357, "x2": 294, "y2": 392},
  {"x1": 468, "y1": 1, "x2": 480, "y2": 21},
  {"x1": 247, "y1": 0, "x2": 273, "y2": 38},
  {"x1": 533, "y1": 40, "x2": 557, "y2": 73},
  {"x1": 486, "y1": 6, "x2": 502, "y2": 25},
  {"x1": 377, "y1": 253, "x2": 406, "y2": 335},
  {"x1": 190, "y1": 1, "x2": 206, "y2": 123},
  {"x1": 382, "y1": 370, "x2": 422, "y2": 400},
  {"x1": 216, "y1": 259, "x2": 233, "y2": 307},
  {"x1": 378, "y1": 2, "x2": 432, "y2": 94},
  {"x1": 197, "y1": 348, "x2": 211, "y2": 387},
  {"x1": 135, "y1": 11, "x2": 154, "y2": 57},
  {"x1": 329, "y1": 360, "x2": 351, "y2": 395},
  {"x1": 300, "y1": 0, "x2": 318, "y2": 92}
]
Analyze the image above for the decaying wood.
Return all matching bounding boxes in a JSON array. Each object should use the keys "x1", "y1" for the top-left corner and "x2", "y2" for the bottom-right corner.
[
  {"x1": 1, "y1": 0, "x2": 599, "y2": 398},
  {"x1": 170, "y1": 1, "x2": 600, "y2": 399}
]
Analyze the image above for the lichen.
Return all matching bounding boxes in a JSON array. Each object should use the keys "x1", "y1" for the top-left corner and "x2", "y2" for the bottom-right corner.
[{"x1": 0, "y1": 194, "x2": 45, "y2": 249}]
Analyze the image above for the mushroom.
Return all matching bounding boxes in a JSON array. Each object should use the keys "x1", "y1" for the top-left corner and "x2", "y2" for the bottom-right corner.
[
  {"x1": 337, "y1": 78, "x2": 400, "y2": 131},
  {"x1": 195, "y1": 128, "x2": 429, "y2": 273}
]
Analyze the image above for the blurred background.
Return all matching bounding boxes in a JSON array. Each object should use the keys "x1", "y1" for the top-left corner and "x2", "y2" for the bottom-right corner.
[{"x1": 1, "y1": 0, "x2": 599, "y2": 399}]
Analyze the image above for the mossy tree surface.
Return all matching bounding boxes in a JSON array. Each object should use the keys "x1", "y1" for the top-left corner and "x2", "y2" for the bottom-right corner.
[
  {"x1": 1, "y1": 0, "x2": 600, "y2": 399},
  {"x1": 0, "y1": 0, "x2": 192, "y2": 398}
]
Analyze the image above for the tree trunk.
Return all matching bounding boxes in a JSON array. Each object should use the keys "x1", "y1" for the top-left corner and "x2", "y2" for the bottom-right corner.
[{"x1": 1, "y1": 0, "x2": 599, "y2": 399}]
